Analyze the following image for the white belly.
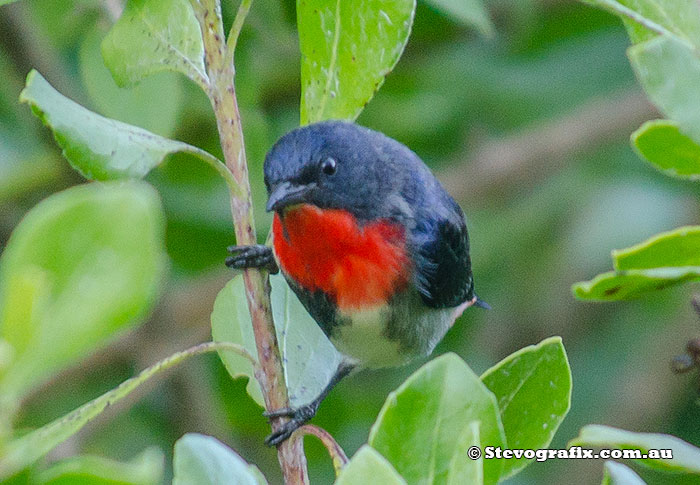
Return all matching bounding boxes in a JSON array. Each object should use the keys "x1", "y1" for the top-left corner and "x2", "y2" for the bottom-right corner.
[{"x1": 330, "y1": 290, "x2": 466, "y2": 369}]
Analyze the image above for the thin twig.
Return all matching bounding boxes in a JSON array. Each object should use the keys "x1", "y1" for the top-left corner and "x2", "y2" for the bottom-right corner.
[
  {"x1": 225, "y1": 0, "x2": 253, "y2": 68},
  {"x1": 0, "y1": 342, "x2": 256, "y2": 479},
  {"x1": 189, "y1": 0, "x2": 309, "y2": 482},
  {"x1": 296, "y1": 424, "x2": 349, "y2": 476}
]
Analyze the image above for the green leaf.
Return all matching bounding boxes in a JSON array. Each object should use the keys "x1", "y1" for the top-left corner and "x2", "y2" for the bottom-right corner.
[
  {"x1": 210, "y1": 277, "x2": 264, "y2": 407},
  {"x1": 570, "y1": 425, "x2": 700, "y2": 474},
  {"x1": 211, "y1": 273, "x2": 344, "y2": 408},
  {"x1": 423, "y1": 0, "x2": 493, "y2": 36},
  {"x1": 368, "y1": 353, "x2": 506, "y2": 485},
  {"x1": 481, "y1": 336, "x2": 572, "y2": 479},
  {"x1": 0, "y1": 182, "x2": 165, "y2": 406},
  {"x1": 582, "y1": 0, "x2": 700, "y2": 46},
  {"x1": 573, "y1": 267, "x2": 700, "y2": 301},
  {"x1": 602, "y1": 461, "x2": 646, "y2": 485},
  {"x1": 335, "y1": 446, "x2": 407, "y2": 485},
  {"x1": 613, "y1": 226, "x2": 700, "y2": 269},
  {"x1": 298, "y1": 0, "x2": 415, "y2": 124},
  {"x1": 101, "y1": 0, "x2": 208, "y2": 89},
  {"x1": 173, "y1": 433, "x2": 267, "y2": 485},
  {"x1": 573, "y1": 226, "x2": 700, "y2": 300},
  {"x1": 19, "y1": 70, "x2": 230, "y2": 184},
  {"x1": 447, "y1": 422, "x2": 483, "y2": 485},
  {"x1": 0, "y1": 342, "x2": 246, "y2": 479},
  {"x1": 628, "y1": 36, "x2": 700, "y2": 145},
  {"x1": 37, "y1": 448, "x2": 164, "y2": 485},
  {"x1": 632, "y1": 120, "x2": 700, "y2": 179}
]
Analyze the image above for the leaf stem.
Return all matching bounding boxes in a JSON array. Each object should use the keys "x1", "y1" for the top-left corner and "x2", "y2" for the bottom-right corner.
[
  {"x1": 190, "y1": 0, "x2": 309, "y2": 483},
  {"x1": 297, "y1": 424, "x2": 349, "y2": 476},
  {"x1": 0, "y1": 342, "x2": 256, "y2": 480},
  {"x1": 184, "y1": 145, "x2": 244, "y2": 199},
  {"x1": 594, "y1": 0, "x2": 693, "y2": 48},
  {"x1": 226, "y1": 0, "x2": 253, "y2": 67}
]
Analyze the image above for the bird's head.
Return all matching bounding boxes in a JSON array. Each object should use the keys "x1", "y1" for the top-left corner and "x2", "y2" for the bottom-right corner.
[{"x1": 263, "y1": 121, "x2": 412, "y2": 220}]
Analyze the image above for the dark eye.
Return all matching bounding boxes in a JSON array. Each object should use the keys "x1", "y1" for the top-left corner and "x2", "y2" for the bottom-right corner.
[{"x1": 320, "y1": 157, "x2": 337, "y2": 176}]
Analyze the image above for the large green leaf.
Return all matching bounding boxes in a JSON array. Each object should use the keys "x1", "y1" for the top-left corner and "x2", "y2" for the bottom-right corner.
[
  {"x1": 446, "y1": 422, "x2": 483, "y2": 485},
  {"x1": 335, "y1": 446, "x2": 407, "y2": 485},
  {"x1": 481, "y1": 336, "x2": 571, "y2": 479},
  {"x1": 20, "y1": 70, "x2": 230, "y2": 184},
  {"x1": 368, "y1": 353, "x2": 505, "y2": 485},
  {"x1": 211, "y1": 273, "x2": 344, "y2": 408},
  {"x1": 0, "y1": 182, "x2": 165, "y2": 407},
  {"x1": 632, "y1": 120, "x2": 700, "y2": 179},
  {"x1": 573, "y1": 226, "x2": 700, "y2": 300},
  {"x1": 173, "y1": 433, "x2": 267, "y2": 485},
  {"x1": 601, "y1": 461, "x2": 646, "y2": 485},
  {"x1": 570, "y1": 425, "x2": 700, "y2": 474},
  {"x1": 298, "y1": 0, "x2": 415, "y2": 124},
  {"x1": 628, "y1": 36, "x2": 700, "y2": 145},
  {"x1": 37, "y1": 448, "x2": 164, "y2": 485},
  {"x1": 0, "y1": 341, "x2": 248, "y2": 479},
  {"x1": 101, "y1": 0, "x2": 208, "y2": 89},
  {"x1": 423, "y1": 0, "x2": 493, "y2": 35}
]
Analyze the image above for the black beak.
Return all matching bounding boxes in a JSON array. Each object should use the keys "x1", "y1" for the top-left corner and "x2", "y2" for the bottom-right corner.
[{"x1": 266, "y1": 182, "x2": 314, "y2": 212}]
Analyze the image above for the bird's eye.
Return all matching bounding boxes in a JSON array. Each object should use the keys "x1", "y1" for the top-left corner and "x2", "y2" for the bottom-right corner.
[{"x1": 320, "y1": 157, "x2": 337, "y2": 176}]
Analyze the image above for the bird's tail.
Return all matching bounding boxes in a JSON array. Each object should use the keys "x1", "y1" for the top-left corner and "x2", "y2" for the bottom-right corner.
[{"x1": 473, "y1": 294, "x2": 491, "y2": 310}]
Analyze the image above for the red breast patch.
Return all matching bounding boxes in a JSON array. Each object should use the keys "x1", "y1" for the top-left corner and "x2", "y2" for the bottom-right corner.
[{"x1": 272, "y1": 205, "x2": 411, "y2": 311}]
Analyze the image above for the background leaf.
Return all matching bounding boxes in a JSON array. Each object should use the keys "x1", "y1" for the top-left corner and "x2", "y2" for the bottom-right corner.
[
  {"x1": 80, "y1": 28, "x2": 183, "y2": 138},
  {"x1": 335, "y1": 446, "x2": 406, "y2": 485},
  {"x1": 571, "y1": 425, "x2": 700, "y2": 474},
  {"x1": 36, "y1": 448, "x2": 164, "y2": 485},
  {"x1": 0, "y1": 181, "x2": 165, "y2": 409},
  {"x1": 172, "y1": 433, "x2": 267, "y2": 485},
  {"x1": 368, "y1": 353, "x2": 506, "y2": 485},
  {"x1": 628, "y1": 36, "x2": 700, "y2": 145},
  {"x1": 481, "y1": 336, "x2": 572, "y2": 478},
  {"x1": 101, "y1": 0, "x2": 208, "y2": 89},
  {"x1": 601, "y1": 461, "x2": 646, "y2": 485},
  {"x1": 583, "y1": 0, "x2": 700, "y2": 45},
  {"x1": 632, "y1": 119, "x2": 700, "y2": 179},
  {"x1": 211, "y1": 273, "x2": 344, "y2": 408},
  {"x1": 423, "y1": 0, "x2": 493, "y2": 36},
  {"x1": 297, "y1": 0, "x2": 415, "y2": 124}
]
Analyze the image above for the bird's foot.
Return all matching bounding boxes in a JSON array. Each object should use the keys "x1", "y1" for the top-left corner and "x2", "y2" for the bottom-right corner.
[
  {"x1": 263, "y1": 403, "x2": 319, "y2": 446},
  {"x1": 226, "y1": 244, "x2": 278, "y2": 273}
]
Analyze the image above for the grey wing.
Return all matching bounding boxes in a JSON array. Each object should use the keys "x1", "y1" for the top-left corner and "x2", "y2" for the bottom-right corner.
[{"x1": 412, "y1": 210, "x2": 475, "y2": 309}]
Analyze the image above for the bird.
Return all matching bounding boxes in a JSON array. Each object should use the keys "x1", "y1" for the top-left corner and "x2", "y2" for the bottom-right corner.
[{"x1": 226, "y1": 120, "x2": 488, "y2": 446}]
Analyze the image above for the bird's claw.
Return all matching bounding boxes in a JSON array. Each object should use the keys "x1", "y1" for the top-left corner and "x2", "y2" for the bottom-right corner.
[
  {"x1": 263, "y1": 403, "x2": 318, "y2": 447},
  {"x1": 263, "y1": 407, "x2": 295, "y2": 420},
  {"x1": 225, "y1": 244, "x2": 278, "y2": 273}
]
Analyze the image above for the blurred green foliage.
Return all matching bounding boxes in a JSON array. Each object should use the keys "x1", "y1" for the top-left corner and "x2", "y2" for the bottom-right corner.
[{"x1": 2, "y1": 0, "x2": 700, "y2": 483}]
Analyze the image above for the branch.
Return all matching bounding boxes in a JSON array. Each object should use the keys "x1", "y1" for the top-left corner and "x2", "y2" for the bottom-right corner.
[
  {"x1": 226, "y1": 0, "x2": 253, "y2": 68},
  {"x1": 0, "y1": 342, "x2": 255, "y2": 479},
  {"x1": 296, "y1": 424, "x2": 349, "y2": 476},
  {"x1": 439, "y1": 89, "x2": 659, "y2": 204},
  {"x1": 190, "y1": 1, "x2": 309, "y2": 483}
]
